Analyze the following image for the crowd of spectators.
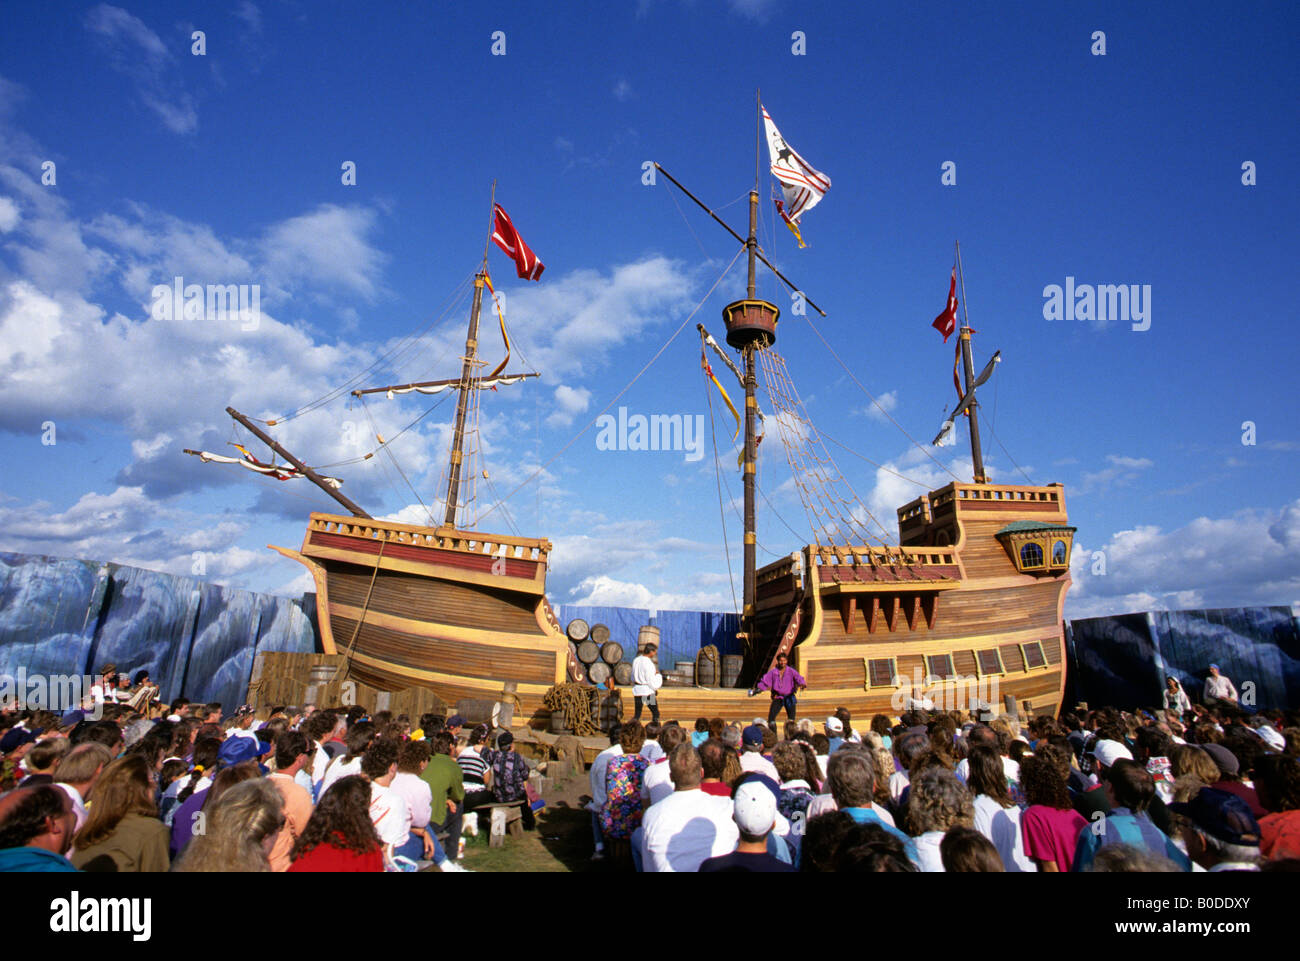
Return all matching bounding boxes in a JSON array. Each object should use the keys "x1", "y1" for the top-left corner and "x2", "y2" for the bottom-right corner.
[
  {"x1": 587, "y1": 701, "x2": 1300, "y2": 872},
  {"x1": 0, "y1": 670, "x2": 546, "y2": 872}
]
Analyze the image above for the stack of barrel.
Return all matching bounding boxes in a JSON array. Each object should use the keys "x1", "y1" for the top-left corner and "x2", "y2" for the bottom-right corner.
[{"x1": 567, "y1": 620, "x2": 634, "y2": 687}]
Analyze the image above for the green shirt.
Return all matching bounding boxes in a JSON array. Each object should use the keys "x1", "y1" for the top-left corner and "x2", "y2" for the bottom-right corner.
[{"x1": 419, "y1": 755, "x2": 465, "y2": 826}]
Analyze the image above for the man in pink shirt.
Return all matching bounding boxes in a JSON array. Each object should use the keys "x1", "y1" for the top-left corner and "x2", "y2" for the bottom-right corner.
[
  {"x1": 266, "y1": 731, "x2": 314, "y2": 872},
  {"x1": 751, "y1": 653, "x2": 806, "y2": 725}
]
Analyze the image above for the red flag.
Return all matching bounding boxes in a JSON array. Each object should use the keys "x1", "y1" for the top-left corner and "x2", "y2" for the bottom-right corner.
[
  {"x1": 932, "y1": 268, "x2": 957, "y2": 341},
  {"x1": 491, "y1": 204, "x2": 545, "y2": 281}
]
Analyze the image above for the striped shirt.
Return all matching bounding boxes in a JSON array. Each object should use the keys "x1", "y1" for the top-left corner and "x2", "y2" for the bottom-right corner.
[{"x1": 457, "y1": 748, "x2": 488, "y2": 786}]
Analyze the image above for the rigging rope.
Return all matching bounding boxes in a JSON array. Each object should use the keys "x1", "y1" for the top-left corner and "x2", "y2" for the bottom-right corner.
[
  {"x1": 800, "y1": 311, "x2": 962, "y2": 484},
  {"x1": 258, "y1": 271, "x2": 475, "y2": 424},
  {"x1": 703, "y1": 369, "x2": 740, "y2": 618},
  {"x1": 474, "y1": 244, "x2": 747, "y2": 525}
]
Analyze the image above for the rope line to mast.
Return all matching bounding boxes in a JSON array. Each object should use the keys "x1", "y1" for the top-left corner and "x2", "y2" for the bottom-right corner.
[
  {"x1": 358, "y1": 396, "x2": 438, "y2": 527},
  {"x1": 703, "y1": 368, "x2": 740, "y2": 618},
  {"x1": 260, "y1": 271, "x2": 475, "y2": 424},
  {"x1": 800, "y1": 311, "x2": 962, "y2": 484},
  {"x1": 474, "y1": 244, "x2": 747, "y2": 525}
]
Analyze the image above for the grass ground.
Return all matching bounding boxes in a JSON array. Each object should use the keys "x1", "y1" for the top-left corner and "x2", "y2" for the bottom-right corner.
[{"x1": 457, "y1": 771, "x2": 597, "y2": 873}]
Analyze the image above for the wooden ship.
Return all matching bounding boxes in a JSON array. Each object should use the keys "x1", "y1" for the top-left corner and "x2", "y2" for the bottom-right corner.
[{"x1": 189, "y1": 106, "x2": 1075, "y2": 727}]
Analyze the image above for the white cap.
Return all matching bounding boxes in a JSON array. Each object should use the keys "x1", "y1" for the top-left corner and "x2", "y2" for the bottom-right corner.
[
  {"x1": 1093, "y1": 739, "x2": 1133, "y2": 768},
  {"x1": 825, "y1": 716, "x2": 844, "y2": 733},
  {"x1": 733, "y1": 781, "x2": 778, "y2": 835},
  {"x1": 1256, "y1": 725, "x2": 1286, "y2": 752}
]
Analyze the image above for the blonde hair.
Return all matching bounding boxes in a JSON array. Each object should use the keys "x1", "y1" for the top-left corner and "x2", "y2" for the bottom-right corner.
[{"x1": 172, "y1": 779, "x2": 284, "y2": 873}]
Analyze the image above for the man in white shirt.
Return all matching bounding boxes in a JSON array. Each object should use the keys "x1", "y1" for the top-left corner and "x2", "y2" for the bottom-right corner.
[
  {"x1": 587, "y1": 726, "x2": 624, "y2": 861},
  {"x1": 642, "y1": 725, "x2": 686, "y2": 807},
  {"x1": 641, "y1": 743, "x2": 738, "y2": 872},
  {"x1": 52, "y1": 743, "x2": 111, "y2": 837},
  {"x1": 631, "y1": 642, "x2": 662, "y2": 725},
  {"x1": 1203, "y1": 664, "x2": 1238, "y2": 709},
  {"x1": 301, "y1": 712, "x2": 339, "y2": 799},
  {"x1": 361, "y1": 741, "x2": 410, "y2": 868},
  {"x1": 739, "y1": 725, "x2": 780, "y2": 781}
]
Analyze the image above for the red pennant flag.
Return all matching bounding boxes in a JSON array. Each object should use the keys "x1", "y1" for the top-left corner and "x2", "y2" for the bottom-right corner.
[
  {"x1": 491, "y1": 203, "x2": 545, "y2": 281},
  {"x1": 932, "y1": 268, "x2": 957, "y2": 341}
]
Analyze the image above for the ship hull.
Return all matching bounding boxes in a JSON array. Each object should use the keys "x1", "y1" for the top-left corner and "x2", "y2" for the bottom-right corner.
[{"x1": 275, "y1": 481, "x2": 1072, "y2": 725}]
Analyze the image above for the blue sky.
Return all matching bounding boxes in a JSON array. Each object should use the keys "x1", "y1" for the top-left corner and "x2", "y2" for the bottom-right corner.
[{"x1": 0, "y1": 0, "x2": 1297, "y2": 618}]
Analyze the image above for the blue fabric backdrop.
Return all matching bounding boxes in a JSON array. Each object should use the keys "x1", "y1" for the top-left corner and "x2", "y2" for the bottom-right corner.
[
  {"x1": 1065, "y1": 606, "x2": 1300, "y2": 711},
  {"x1": 0, "y1": 552, "x2": 315, "y2": 711},
  {"x1": 553, "y1": 604, "x2": 741, "y2": 669}
]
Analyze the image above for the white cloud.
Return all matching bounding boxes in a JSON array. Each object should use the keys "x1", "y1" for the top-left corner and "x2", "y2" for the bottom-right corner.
[
  {"x1": 1066, "y1": 499, "x2": 1300, "y2": 619},
  {"x1": 493, "y1": 257, "x2": 698, "y2": 379},
  {"x1": 1075, "y1": 453, "x2": 1154, "y2": 495},
  {"x1": 728, "y1": 0, "x2": 779, "y2": 22},
  {"x1": 568, "y1": 573, "x2": 730, "y2": 612},
  {"x1": 547, "y1": 384, "x2": 592, "y2": 428},
  {"x1": 84, "y1": 4, "x2": 197, "y2": 134},
  {"x1": 261, "y1": 205, "x2": 387, "y2": 301},
  {"x1": 0, "y1": 485, "x2": 275, "y2": 584},
  {"x1": 613, "y1": 79, "x2": 632, "y2": 101},
  {"x1": 859, "y1": 389, "x2": 898, "y2": 422},
  {"x1": 0, "y1": 196, "x2": 18, "y2": 232}
]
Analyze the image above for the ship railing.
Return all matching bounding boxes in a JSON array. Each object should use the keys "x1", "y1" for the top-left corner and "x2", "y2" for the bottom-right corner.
[
  {"x1": 810, "y1": 544, "x2": 957, "y2": 570},
  {"x1": 932, "y1": 483, "x2": 1061, "y2": 509},
  {"x1": 308, "y1": 515, "x2": 551, "y2": 563}
]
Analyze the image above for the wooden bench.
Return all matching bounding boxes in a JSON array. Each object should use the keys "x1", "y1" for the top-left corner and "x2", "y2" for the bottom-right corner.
[{"x1": 485, "y1": 803, "x2": 524, "y2": 847}]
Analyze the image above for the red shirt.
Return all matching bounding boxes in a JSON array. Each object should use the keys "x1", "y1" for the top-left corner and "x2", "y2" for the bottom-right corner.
[
  {"x1": 1260, "y1": 810, "x2": 1300, "y2": 863},
  {"x1": 701, "y1": 781, "x2": 731, "y2": 798},
  {"x1": 287, "y1": 839, "x2": 384, "y2": 873}
]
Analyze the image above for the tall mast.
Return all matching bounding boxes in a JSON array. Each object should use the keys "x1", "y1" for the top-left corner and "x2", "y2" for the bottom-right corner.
[
  {"x1": 955, "y1": 241, "x2": 989, "y2": 484},
  {"x1": 443, "y1": 182, "x2": 496, "y2": 527},
  {"x1": 225, "y1": 407, "x2": 372, "y2": 518},
  {"x1": 741, "y1": 89, "x2": 761, "y2": 645}
]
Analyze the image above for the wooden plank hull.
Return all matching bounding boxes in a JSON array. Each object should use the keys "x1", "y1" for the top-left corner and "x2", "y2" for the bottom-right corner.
[{"x1": 274, "y1": 481, "x2": 1072, "y2": 726}]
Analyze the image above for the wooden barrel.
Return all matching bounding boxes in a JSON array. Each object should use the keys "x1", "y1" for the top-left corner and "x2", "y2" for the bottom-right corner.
[
  {"x1": 590, "y1": 623, "x2": 611, "y2": 645},
  {"x1": 613, "y1": 660, "x2": 633, "y2": 686},
  {"x1": 675, "y1": 660, "x2": 694, "y2": 675},
  {"x1": 721, "y1": 655, "x2": 744, "y2": 688},
  {"x1": 601, "y1": 641, "x2": 623, "y2": 665},
  {"x1": 696, "y1": 648, "x2": 719, "y2": 687},
  {"x1": 637, "y1": 625, "x2": 660, "y2": 651},
  {"x1": 577, "y1": 640, "x2": 600, "y2": 664},
  {"x1": 588, "y1": 661, "x2": 612, "y2": 686},
  {"x1": 455, "y1": 698, "x2": 501, "y2": 727},
  {"x1": 566, "y1": 618, "x2": 590, "y2": 642},
  {"x1": 549, "y1": 709, "x2": 570, "y2": 733}
]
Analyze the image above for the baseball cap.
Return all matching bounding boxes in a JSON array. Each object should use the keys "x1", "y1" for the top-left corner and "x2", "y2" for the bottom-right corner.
[
  {"x1": 1209, "y1": 663, "x2": 1220, "y2": 671},
  {"x1": 825, "y1": 716, "x2": 844, "y2": 734},
  {"x1": 732, "y1": 780, "x2": 778, "y2": 836},
  {"x1": 742, "y1": 724, "x2": 764, "y2": 747},
  {"x1": 1254, "y1": 725, "x2": 1286, "y2": 752},
  {"x1": 0, "y1": 728, "x2": 39, "y2": 753},
  {"x1": 1092, "y1": 739, "x2": 1133, "y2": 768},
  {"x1": 447, "y1": 714, "x2": 466, "y2": 728},
  {"x1": 1169, "y1": 788, "x2": 1260, "y2": 846},
  {"x1": 1202, "y1": 743, "x2": 1239, "y2": 777}
]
